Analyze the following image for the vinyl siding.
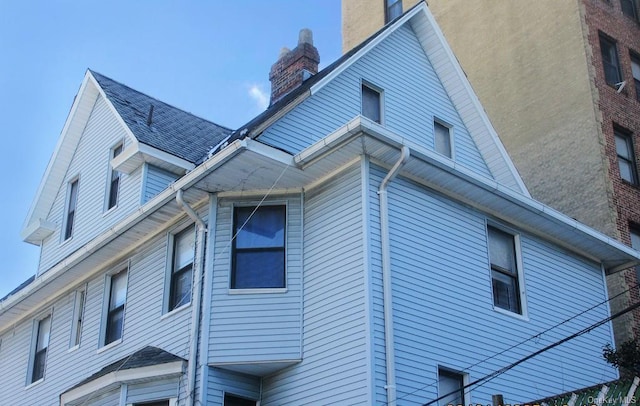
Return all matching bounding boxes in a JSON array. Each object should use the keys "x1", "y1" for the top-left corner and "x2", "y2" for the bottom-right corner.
[
  {"x1": 259, "y1": 24, "x2": 491, "y2": 178},
  {"x1": 208, "y1": 195, "x2": 302, "y2": 366},
  {"x1": 126, "y1": 378, "x2": 180, "y2": 403},
  {"x1": 378, "y1": 172, "x2": 616, "y2": 404},
  {"x1": 142, "y1": 164, "x2": 179, "y2": 204},
  {"x1": 206, "y1": 368, "x2": 261, "y2": 405},
  {"x1": 38, "y1": 95, "x2": 142, "y2": 275},
  {"x1": 260, "y1": 163, "x2": 369, "y2": 405},
  {"x1": 0, "y1": 216, "x2": 200, "y2": 405}
]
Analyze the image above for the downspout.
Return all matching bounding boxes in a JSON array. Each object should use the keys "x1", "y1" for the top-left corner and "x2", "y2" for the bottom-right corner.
[
  {"x1": 176, "y1": 190, "x2": 206, "y2": 406},
  {"x1": 378, "y1": 146, "x2": 410, "y2": 405}
]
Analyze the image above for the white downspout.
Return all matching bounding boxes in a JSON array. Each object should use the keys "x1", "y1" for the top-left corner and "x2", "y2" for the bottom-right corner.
[
  {"x1": 378, "y1": 146, "x2": 410, "y2": 405},
  {"x1": 176, "y1": 189, "x2": 206, "y2": 406}
]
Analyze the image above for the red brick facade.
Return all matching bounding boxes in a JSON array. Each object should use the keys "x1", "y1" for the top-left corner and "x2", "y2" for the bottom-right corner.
[
  {"x1": 584, "y1": 0, "x2": 640, "y2": 344},
  {"x1": 269, "y1": 39, "x2": 319, "y2": 105}
]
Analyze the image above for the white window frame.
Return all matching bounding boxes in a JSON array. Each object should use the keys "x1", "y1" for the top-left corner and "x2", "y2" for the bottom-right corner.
[
  {"x1": 99, "y1": 266, "x2": 129, "y2": 350},
  {"x1": 433, "y1": 119, "x2": 454, "y2": 159},
  {"x1": 486, "y1": 223, "x2": 528, "y2": 319},
  {"x1": 614, "y1": 127, "x2": 638, "y2": 185},
  {"x1": 361, "y1": 80, "x2": 384, "y2": 125},
  {"x1": 437, "y1": 366, "x2": 469, "y2": 406},
  {"x1": 105, "y1": 141, "x2": 124, "y2": 212},
  {"x1": 26, "y1": 312, "x2": 52, "y2": 386},
  {"x1": 164, "y1": 223, "x2": 195, "y2": 314},
  {"x1": 69, "y1": 286, "x2": 87, "y2": 350},
  {"x1": 63, "y1": 177, "x2": 80, "y2": 241}
]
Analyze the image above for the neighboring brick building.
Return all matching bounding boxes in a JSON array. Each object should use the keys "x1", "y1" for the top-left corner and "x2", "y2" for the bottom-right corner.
[{"x1": 343, "y1": 0, "x2": 640, "y2": 346}]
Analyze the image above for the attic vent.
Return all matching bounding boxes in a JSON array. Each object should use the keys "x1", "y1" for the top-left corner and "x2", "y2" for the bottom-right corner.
[{"x1": 147, "y1": 104, "x2": 154, "y2": 126}]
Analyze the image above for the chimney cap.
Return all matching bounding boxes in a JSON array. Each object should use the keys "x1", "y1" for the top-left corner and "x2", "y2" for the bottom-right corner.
[{"x1": 298, "y1": 28, "x2": 313, "y2": 45}]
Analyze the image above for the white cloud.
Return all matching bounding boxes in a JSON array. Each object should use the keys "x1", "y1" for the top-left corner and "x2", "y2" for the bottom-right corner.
[{"x1": 248, "y1": 84, "x2": 269, "y2": 111}]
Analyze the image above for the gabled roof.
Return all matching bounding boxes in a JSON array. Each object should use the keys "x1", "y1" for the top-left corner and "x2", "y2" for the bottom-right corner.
[{"x1": 226, "y1": 1, "x2": 529, "y2": 196}]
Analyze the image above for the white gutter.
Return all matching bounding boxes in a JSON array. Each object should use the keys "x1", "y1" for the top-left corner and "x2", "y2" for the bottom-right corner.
[
  {"x1": 378, "y1": 146, "x2": 410, "y2": 405},
  {"x1": 176, "y1": 189, "x2": 207, "y2": 406}
]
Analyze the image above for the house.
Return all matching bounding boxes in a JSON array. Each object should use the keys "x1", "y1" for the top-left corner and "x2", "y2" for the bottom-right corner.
[
  {"x1": 343, "y1": 0, "x2": 640, "y2": 347},
  {"x1": 2, "y1": 3, "x2": 640, "y2": 405}
]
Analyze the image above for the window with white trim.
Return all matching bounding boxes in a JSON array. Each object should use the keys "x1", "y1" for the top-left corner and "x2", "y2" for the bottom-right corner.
[
  {"x1": 385, "y1": 0, "x2": 403, "y2": 23},
  {"x1": 231, "y1": 205, "x2": 286, "y2": 289},
  {"x1": 64, "y1": 178, "x2": 79, "y2": 240},
  {"x1": 615, "y1": 127, "x2": 638, "y2": 184},
  {"x1": 434, "y1": 121, "x2": 453, "y2": 158},
  {"x1": 438, "y1": 368, "x2": 466, "y2": 406},
  {"x1": 29, "y1": 315, "x2": 51, "y2": 383},
  {"x1": 70, "y1": 288, "x2": 86, "y2": 347},
  {"x1": 104, "y1": 270, "x2": 127, "y2": 345},
  {"x1": 107, "y1": 143, "x2": 123, "y2": 210},
  {"x1": 362, "y1": 83, "x2": 382, "y2": 124},
  {"x1": 168, "y1": 225, "x2": 195, "y2": 311},
  {"x1": 487, "y1": 226, "x2": 523, "y2": 314}
]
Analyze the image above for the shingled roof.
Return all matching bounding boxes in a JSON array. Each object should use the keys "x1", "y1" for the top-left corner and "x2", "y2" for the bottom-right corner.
[{"x1": 91, "y1": 70, "x2": 232, "y2": 164}]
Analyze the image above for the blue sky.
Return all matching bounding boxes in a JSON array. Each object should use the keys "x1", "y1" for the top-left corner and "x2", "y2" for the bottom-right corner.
[{"x1": 0, "y1": 1, "x2": 342, "y2": 298}]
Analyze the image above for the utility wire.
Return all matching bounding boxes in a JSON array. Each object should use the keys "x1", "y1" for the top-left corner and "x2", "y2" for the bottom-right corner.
[{"x1": 421, "y1": 299, "x2": 640, "y2": 406}]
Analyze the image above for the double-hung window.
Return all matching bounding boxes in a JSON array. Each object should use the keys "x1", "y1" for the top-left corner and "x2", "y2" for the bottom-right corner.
[
  {"x1": 64, "y1": 179, "x2": 79, "y2": 240},
  {"x1": 600, "y1": 33, "x2": 622, "y2": 86},
  {"x1": 621, "y1": 0, "x2": 639, "y2": 21},
  {"x1": 362, "y1": 83, "x2": 382, "y2": 124},
  {"x1": 615, "y1": 127, "x2": 638, "y2": 184},
  {"x1": 30, "y1": 315, "x2": 51, "y2": 383},
  {"x1": 107, "y1": 143, "x2": 123, "y2": 210},
  {"x1": 487, "y1": 226, "x2": 522, "y2": 314},
  {"x1": 169, "y1": 225, "x2": 195, "y2": 311},
  {"x1": 104, "y1": 270, "x2": 127, "y2": 345},
  {"x1": 631, "y1": 52, "x2": 640, "y2": 102},
  {"x1": 434, "y1": 121, "x2": 453, "y2": 158},
  {"x1": 385, "y1": 0, "x2": 403, "y2": 23},
  {"x1": 231, "y1": 205, "x2": 286, "y2": 289},
  {"x1": 438, "y1": 368, "x2": 465, "y2": 406}
]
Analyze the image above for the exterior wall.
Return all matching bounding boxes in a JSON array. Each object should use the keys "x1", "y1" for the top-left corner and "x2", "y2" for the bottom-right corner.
[
  {"x1": 381, "y1": 170, "x2": 617, "y2": 402},
  {"x1": 142, "y1": 164, "x2": 179, "y2": 204},
  {"x1": 260, "y1": 163, "x2": 371, "y2": 405},
  {"x1": 0, "y1": 213, "x2": 200, "y2": 405},
  {"x1": 260, "y1": 24, "x2": 491, "y2": 178},
  {"x1": 205, "y1": 368, "x2": 261, "y2": 405},
  {"x1": 38, "y1": 95, "x2": 142, "y2": 275},
  {"x1": 208, "y1": 195, "x2": 302, "y2": 366}
]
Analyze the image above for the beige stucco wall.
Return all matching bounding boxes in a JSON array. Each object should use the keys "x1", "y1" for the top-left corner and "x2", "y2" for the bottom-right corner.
[{"x1": 342, "y1": 0, "x2": 616, "y2": 236}]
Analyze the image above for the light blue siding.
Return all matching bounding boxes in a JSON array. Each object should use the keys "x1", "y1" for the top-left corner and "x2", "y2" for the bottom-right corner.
[
  {"x1": 259, "y1": 24, "x2": 491, "y2": 177},
  {"x1": 206, "y1": 368, "x2": 260, "y2": 405},
  {"x1": 127, "y1": 378, "x2": 179, "y2": 403},
  {"x1": 260, "y1": 163, "x2": 370, "y2": 405},
  {"x1": 208, "y1": 195, "x2": 302, "y2": 366},
  {"x1": 142, "y1": 164, "x2": 179, "y2": 204},
  {"x1": 376, "y1": 170, "x2": 616, "y2": 404},
  {"x1": 38, "y1": 95, "x2": 142, "y2": 275}
]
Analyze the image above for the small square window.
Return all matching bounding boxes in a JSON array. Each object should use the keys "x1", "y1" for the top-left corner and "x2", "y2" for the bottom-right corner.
[
  {"x1": 362, "y1": 83, "x2": 382, "y2": 124},
  {"x1": 104, "y1": 270, "x2": 127, "y2": 345},
  {"x1": 30, "y1": 315, "x2": 51, "y2": 383},
  {"x1": 434, "y1": 121, "x2": 453, "y2": 158},
  {"x1": 614, "y1": 128, "x2": 638, "y2": 184},
  {"x1": 631, "y1": 52, "x2": 640, "y2": 102},
  {"x1": 107, "y1": 143, "x2": 123, "y2": 210},
  {"x1": 621, "y1": 0, "x2": 639, "y2": 21},
  {"x1": 385, "y1": 0, "x2": 403, "y2": 23},
  {"x1": 169, "y1": 226, "x2": 195, "y2": 311},
  {"x1": 64, "y1": 179, "x2": 79, "y2": 240},
  {"x1": 600, "y1": 34, "x2": 622, "y2": 86},
  {"x1": 438, "y1": 368, "x2": 466, "y2": 406},
  {"x1": 487, "y1": 226, "x2": 522, "y2": 314},
  {"x1": 231, "y1": 205, "x2": 286, "y2": 289}
]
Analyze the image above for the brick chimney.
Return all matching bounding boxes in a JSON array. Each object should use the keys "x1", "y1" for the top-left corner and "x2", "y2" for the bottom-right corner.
[{"x1": 269, "y1": 28, "x2": 320, "y2": 105}]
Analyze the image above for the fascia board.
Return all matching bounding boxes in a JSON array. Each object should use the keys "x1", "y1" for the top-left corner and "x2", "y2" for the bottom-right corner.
[
  {"x1": 60, "y1": 360, "x2": 184, "y2": 405},
  {"x1": 137, "y1": 143, "x2": 195, "y2": 171}
]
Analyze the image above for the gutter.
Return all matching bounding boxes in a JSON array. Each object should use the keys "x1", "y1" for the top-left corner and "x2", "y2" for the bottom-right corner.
[
  {"x1": 176, "y1": 190, "x2": 207, "y2": 406},
  {"x1": 378, "y1": 146, "x2": 410, "y2": 405}
]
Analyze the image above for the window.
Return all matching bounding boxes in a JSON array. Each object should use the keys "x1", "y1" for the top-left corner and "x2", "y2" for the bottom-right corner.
[
  {"x1": 107, "y1": 143, "x2": 123, "y2": 210},
  {"x1": 169, "y1": 226, "x2": 195, "y2": 311},
  {"x1": 488, "y1": 226, "x2": 522, "y2": 314},
  {"x1": 438, "y1": 368, "x2": 465, "y2": 406},
  {"x1": 64, "y1": 179, "x2": 79, "y2": 240},
  {"x1": 615, "y1": 128, "x2": 638, "y2": 184},
  {"x1": 621, "y1": 0, "x2": 639, "y2": 20},
  {"x1": 232, "y1": 205, "x2": 286, "y2": 289},
  {"x1": 362, "y1": 83, "x2": 382, "y2": 124},
  {"x1": 104, "y1": 270, "x2": 127, "y2": 345},
  {"x1": 631, "y1": 52, "x2": 640, "y2": 101},
  {"x1": 224, "y1": 394, "x2": 257, "y2": 406},
  {"x1": 30, "y1": 315, "x2": 51, "y2": 383},
  {"x1": 630, "y1": 226, "x2": 640, "y2": 289},
  {"x1": 133, "y1": 401, "x2": 170, "y2": 406},
  {"x1": 600, "y1": 34, "x2": 622, "y2": 86},
  {"x1": 70, "y1": 288, "x2": 86, "y2": 347},
  {"x1": 385, "y1": 0, "x2": 403, "y2": 23},
  {"x1": 434, "y1": 121, "x2": 453, "y2": 158}
]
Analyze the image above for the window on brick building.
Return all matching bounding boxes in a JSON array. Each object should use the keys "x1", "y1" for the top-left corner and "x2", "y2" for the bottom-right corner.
[
  {"x1": 600, "y1": 34, "x2": 623, "y2": 86},
  {"x1": 630, "y1": 226, "x2": 640, "y2": 289},
  {"x1": 621, "y1": 0, "x2": 639, "y2": 21},
  {"x1": 631, "y1": 52, "x2": 640, "y2": 102},
  {"x1": 615, "y1": 128, "x2": 638, "y2": 184}
]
